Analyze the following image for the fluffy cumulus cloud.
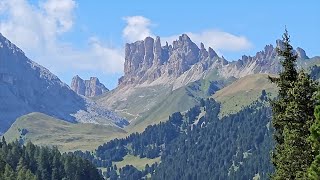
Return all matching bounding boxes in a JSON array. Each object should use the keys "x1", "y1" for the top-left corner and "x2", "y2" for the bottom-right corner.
[
  {"x1": 65, "y1": 37, "x2": 124, "y2": 73},
  {"x1": 123, "y1": 16, "x2": 252, "y2": 54},
  {"x1": 0, "y1": 0, "x2": 124, "y2": 75},
  {"x1": 122, "y1": 16, "x2": 154, "y2": 42},
  {"x1": 186, "y1": 30, "x2": 252, "y2": 51},
  {"x1": 42, "y1": 0, "x2": 76, "y2": 33}
]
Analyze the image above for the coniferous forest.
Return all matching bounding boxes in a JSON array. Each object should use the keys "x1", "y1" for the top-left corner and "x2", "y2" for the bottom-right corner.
[{"x1": 0, "y1": 138, "x2": 103, "y2": 180}]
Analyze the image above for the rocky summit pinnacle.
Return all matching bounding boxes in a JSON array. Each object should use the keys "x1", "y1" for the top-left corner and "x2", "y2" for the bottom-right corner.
[{"x1": 71, "y1": 75, "x2": 109, "y2": 97}]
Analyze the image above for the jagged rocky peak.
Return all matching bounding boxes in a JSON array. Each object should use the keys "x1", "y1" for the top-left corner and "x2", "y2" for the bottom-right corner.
[
  {"x1": 119, "y1": 35, "x2": 310, "y2": 88},
  {"x1": 71, "y1": 75, "x2": 109, "y2": 97},
  {"x1": 296, "y1": 47, "x2": 308, "y2": 59},
  {"x1": 119, "y1": 34, "x2": 220, "y2": 86},
  {"x1": 238, "y1": 43, "x2": 278, "y2": 64},
  {"x1": 255, "y1": 44, "x2": 276, "y2": 60},
  {"x1": 275, "y1": 39, "x2": 308, "y2": 59},
  {"x1": 199, "y1": 42, "x2": 208, "y2": 60}
]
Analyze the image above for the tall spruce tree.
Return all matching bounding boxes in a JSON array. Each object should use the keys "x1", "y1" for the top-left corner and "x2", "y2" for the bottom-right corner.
[
  {"x1": 269, "y1": 29, "x2": 298, "y2": 146},
  {"x1": 270, "y1": 30, "x2": 317, "y2": 179},
  {"x1": 308, "y1": 92, "x2": 320, "y2": 179}
]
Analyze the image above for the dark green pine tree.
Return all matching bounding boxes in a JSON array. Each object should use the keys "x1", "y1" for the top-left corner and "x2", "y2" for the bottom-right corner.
[
  {"x1": 270, "y1": 29, "x2": 317, "y2": 179},
  {"x1": 3, "y1": 164, "x2": 16, "y2": 180},
  {"x1": 279, "y1": 72, "x2": 317, "y2": 179},
  {"x1": 308, "y1": 92, "x2": 320, "y2": 179},
  {"x1": 37, "y1": 147, "x2": 50, "y2": 180},
  {"x1": 269, "y1": 29, "x2": 298, "y2": 179},
  {"x1": 268, "y1": 28, "x2": 298, "y2": 146},
  {"x1": 51, "y1": 152, "x2": 63, "y2": 180},
  {"x1": 16, "y1": 157, "x2": 27, "y2": 180}
]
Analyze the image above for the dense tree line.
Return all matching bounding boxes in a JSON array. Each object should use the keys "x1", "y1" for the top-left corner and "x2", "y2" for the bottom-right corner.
[{"x1": 0, "y1": 138, "x2": 103, "y2": 180}]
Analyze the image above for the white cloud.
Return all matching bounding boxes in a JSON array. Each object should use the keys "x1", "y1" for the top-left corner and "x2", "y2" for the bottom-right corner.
[
  {"x1": 122, "y1": 16, "x2": 154, "y2": 42},
  {"x1": 63, "y1": 37, "x2": 124, "y2": 73},
  {"x1": 162, "y1": 30, "x2": 252, "y2": 54},
  {"x1": 189, "y1": 30, "x2": 252, "y2": 51},
  {"x1": 123, "y1": 16, "x2": 252, "y2": 55},
  {"x1": 41, "y1": 0, "x2": 76, "y2": 33},
  {"x1": 0, "y1": 0, "x2": 124, "y2": 77}
]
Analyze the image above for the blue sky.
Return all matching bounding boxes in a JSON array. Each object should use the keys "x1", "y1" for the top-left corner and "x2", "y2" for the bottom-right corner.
[{"x1": 0, "y1": 0, "x2": 319, "y2": 89}]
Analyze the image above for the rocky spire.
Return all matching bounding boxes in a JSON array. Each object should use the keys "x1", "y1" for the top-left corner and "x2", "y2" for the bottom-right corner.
[
  {"x1": 71, "y1": 76, "x2": 109, "y2": 97},
  {"x1": 208, "y1": 47, "x2": 218, "y2": 59},
  {"x1": 153, "y1": 36, "x2": 162, "y2": 64},
  {"x1": 199, "y1": 42, "x2": 208, "y2": 60},
  {"x1": 71, "y1": 75, "x2": 86, "y2": 95},
  {"x1": 143, "y1": 37, "x2": 154, "y2": 68}
]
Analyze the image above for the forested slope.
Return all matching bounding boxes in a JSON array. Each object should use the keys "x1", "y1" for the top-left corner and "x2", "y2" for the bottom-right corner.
[{"x1": 76, "y1": 95, "x2": 274, "y2": 179}]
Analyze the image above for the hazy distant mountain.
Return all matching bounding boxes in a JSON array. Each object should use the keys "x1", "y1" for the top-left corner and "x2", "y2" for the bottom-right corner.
[
  {"x1": 71, "y1": 75, "x2": 109, "y2": 97},
  {"x1": 0, "y1": 33, "x2": 127, "y2": 134}
]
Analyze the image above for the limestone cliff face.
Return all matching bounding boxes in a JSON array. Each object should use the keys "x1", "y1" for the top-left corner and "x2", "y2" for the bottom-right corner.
[
  {"x1": 0, "y1": 33, "x2": 127, "y2": 134},
  {"x1": 119, "y1": 34, "x2": 219, "y2": 87},
  {"x1": 119, "y1": 34, "x2": 308, "y2": 89},
  {"x1": 71, "y1": 76, "x2": 109, "y2": 97}
]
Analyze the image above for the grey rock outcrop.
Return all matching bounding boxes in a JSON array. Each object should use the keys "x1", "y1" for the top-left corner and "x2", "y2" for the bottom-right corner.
[
  {"x1": 0, "y1": 33, "x2": 127, "y2": 134},
  {"x1": 71, "y1": 76, "x2": 109, "y2": 97}
]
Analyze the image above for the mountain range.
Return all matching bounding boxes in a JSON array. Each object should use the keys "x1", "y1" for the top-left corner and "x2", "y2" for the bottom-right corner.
[
  {"x1": 1, "y1": 32, "x2": 319, "y2": 148},
  {"x1": 119, "y1": 34, "x2": 308, "y2": 88}
]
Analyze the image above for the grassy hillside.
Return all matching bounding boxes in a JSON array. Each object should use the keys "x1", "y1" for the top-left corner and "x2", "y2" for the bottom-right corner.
[
  {"x1": 126, "y1": 85, "x2": 204, "y2": 133},
  {"x1": 4, "y1": 112, "x2": 127, "y2": 152},
  {"x1": 113, "y1": 155, "x2": 160, "y2": 170},
  {"x1": 213, "y1": 74, "x2": 278, "y2": 117},
  {"x1": 98, "y1": 85, "x2": 172, "y2": 122},
  {"x1": 98, "y1": 69, "x2": 236, "y2": 134}
]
